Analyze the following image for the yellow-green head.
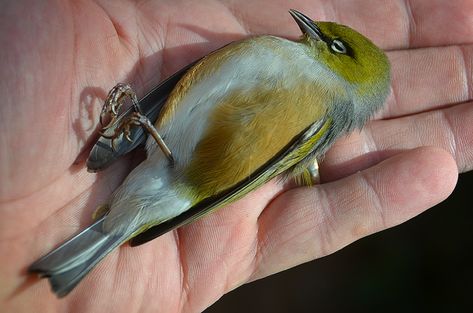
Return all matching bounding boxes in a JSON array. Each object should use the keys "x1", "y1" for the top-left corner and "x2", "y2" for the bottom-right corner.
[{"x1": 290, "y1": 9, "x2": 391, "y2": 128}]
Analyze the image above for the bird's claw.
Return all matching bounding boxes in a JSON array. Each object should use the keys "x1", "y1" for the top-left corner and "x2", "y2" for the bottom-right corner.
[
  {"x1": 96, "y1": 83, "x2": 143, "y2": 151},
  {"x1": 99, "y1": 83, "x2": 140, "y2": 129},
  {"x1": 98, "y1": 112, "x2": 143, "y2": 151}
]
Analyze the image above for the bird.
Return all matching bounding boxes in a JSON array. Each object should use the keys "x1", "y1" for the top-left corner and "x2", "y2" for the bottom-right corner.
[{"x1": 29, "y1": 9, "x2": 391, "y2": 297}]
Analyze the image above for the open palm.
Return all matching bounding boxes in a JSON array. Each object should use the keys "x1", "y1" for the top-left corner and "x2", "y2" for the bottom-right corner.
[{"x1": 1, "y1": 1, "x2": 472, "y2": 312}]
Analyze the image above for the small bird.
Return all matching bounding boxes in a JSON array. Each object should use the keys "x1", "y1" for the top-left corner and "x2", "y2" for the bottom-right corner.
[{"x1": 29, "y1": 9, "x2": 391, "y2": 297}]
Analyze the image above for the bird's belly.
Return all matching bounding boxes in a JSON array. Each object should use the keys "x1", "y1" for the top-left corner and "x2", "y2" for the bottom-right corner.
[{"x1": 183, "y1": 82, "x2": 327, "y2": 198}]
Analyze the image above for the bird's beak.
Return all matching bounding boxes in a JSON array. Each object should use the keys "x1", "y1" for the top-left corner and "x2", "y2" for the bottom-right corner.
[{"x1": 289, "y1": 9, "x2": 323, "y2": 41}]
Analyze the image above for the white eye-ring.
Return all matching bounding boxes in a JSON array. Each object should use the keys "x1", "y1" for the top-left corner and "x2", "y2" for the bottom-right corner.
[{"x1": 331, "y1": 39, "x2": 347, "y2": 54}]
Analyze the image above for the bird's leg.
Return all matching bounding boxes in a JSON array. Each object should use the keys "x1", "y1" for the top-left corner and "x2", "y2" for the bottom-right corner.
[
  {"x1": 101, "y1": 111, "x2": 175, "y2": 164},
  {"x1": 128, "y1": 112, "x2": 175, "y2": 164},
  {"x1": 92, "y1": 203, "x2": 110, "y2": 221},
  {"x1": 100, "y1": 83, "x2": 142, "y2": 130},
  {"x1": 293, "y1": 158, "x2": 320, "y2": 186},
  {"x1": 99, "y1": 83, "x2": 174, "y2": 163}
]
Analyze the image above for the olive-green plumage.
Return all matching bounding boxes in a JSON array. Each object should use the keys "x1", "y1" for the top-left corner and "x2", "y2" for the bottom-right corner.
[{"x1": 29, "y1": 9, "x2": 391, "y2": 297}]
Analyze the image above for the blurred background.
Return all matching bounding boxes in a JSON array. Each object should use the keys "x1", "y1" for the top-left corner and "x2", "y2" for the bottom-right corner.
[{"x1": 206, "y1": 171, "x2": 472, "y2": 313}]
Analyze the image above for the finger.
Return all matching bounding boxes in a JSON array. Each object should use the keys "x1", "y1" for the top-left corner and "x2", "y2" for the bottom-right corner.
[
  {"x1": 249, "y1": 147, "x2": 458, "y2": 281},
  {"x1": 382, "y1": 44, "x2": 473, "y2": 119},
  {"x1": 323, "y1": 101, "x2": 473, "y2": 181},
  {"x1": 320, "y1": 0, "x2": 473, "y2": 50},
  {"x1": 222, "y1": 0, "x2": 473, "y2": 50}
]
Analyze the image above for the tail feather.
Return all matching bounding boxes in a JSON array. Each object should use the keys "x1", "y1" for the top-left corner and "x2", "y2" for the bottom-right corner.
[{"x1": 29, "y1": 216, "x2": 125, "y2": 297}]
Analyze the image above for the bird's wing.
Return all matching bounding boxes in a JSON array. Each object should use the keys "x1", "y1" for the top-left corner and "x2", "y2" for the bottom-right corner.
[{"x1": 130, "y1": 117, "x2": 332, "y2": 246}]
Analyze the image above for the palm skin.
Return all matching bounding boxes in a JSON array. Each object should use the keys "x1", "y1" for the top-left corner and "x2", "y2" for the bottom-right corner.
[{"x1": 1, "y1": 0, "x2": 472, "y2": 312}]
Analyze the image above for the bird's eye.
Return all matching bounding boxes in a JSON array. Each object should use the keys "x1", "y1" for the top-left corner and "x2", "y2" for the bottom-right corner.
[{"x1": 330, "y1": 39, "x2": 347, "y2": 54}]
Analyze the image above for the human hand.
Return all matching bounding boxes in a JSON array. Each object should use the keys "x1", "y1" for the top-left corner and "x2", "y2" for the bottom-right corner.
[{"x1": 1, "y1": 1, "x2": 471, "y2": 312}]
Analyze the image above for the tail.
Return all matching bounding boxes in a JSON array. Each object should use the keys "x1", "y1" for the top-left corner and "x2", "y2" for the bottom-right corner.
[{"x1": 28, "y1": 216, "x2": 125, "y2": 297}]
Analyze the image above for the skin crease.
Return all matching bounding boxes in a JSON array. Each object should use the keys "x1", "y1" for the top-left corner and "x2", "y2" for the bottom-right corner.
[{"x1": 0, "y1": 0, "x2": 472, "y2": 312}]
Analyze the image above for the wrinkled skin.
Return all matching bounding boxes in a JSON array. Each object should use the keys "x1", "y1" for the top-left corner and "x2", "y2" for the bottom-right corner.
[{"x1": 1, "y1": 0, "x2": 472, "y2": 312}]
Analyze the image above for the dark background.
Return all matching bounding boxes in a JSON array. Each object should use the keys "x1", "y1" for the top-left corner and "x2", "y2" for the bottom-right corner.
[{"x1": 206, "y1": 171, "x2": 472, "y2": 313}]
